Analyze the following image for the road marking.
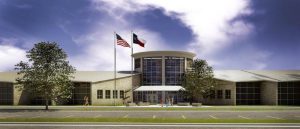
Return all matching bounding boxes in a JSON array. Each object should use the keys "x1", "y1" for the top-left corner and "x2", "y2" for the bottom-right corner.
[
  {"x1": 64, "y1": 115, "x2": 73, "y2": 118},
  {"x1": 0, "y1": 123, "x2": 300, "y2": 128},
  {"x1": 181, "y1": 115, "x2": 186, "y2": 119},
  {"x1": 93, "y1": 114, "x2": 102, "y2": 118},
  {"x1": 152, "y1": 115, "x2": 156, "y2": 119},
  {"x1": 209, "y1": 115, "x2": 218, "y2": 119},
  {"x1": 238, "y1": 115, "x2": 250, "y2": 119},
  {"x1": 266, "y1": 116, "x2": 283, "y2": 120},
  {"x1": 31, "y1": 116, "x2": 41, "y2": 118},
  {"x1": 123, "y1": 114, "x2": 128, "y2": 118},
  {"x1": 7, "y1": 115, "x2": 21, "y2": 118}
]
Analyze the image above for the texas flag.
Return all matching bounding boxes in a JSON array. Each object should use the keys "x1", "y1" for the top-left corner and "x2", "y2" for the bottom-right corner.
[{"x1": 133, "y1": 33, "x2": 146, "y2": 47}]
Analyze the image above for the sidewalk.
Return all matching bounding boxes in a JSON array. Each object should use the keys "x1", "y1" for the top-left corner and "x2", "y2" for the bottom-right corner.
[{"x1": 0, "y1": 105, "x2": 212, "y2": 110}]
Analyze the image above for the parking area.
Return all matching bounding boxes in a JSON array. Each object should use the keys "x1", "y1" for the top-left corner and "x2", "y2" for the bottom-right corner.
[{"x1": 0, "y1": 110, "x2": 300, "y2": 120}]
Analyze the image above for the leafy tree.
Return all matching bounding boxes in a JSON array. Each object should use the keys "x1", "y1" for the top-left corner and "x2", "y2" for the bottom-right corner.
[
  {"x1": 15, "y1": 42, "x2": 75, "y2": 110},
  {"x1": 181, "y1": 59, "x2": 216, "y2": 103}
]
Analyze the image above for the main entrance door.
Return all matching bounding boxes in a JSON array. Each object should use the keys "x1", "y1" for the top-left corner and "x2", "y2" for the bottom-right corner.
[{"x1": 146, "y1": 94, "x2": 157, "y2": 104}]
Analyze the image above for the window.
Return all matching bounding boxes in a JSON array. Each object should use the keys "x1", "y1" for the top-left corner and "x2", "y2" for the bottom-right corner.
[
  {"x1": 69, "y1": 82, "x2": 90, "y2": 105},
  {"x1": 113, "y1": 90, "x2": 118, "y2": 98},
  {"x1": 236, "y1": 82, "x2": 261, "y2": 105},
  {"x1": 278, "y1": 81, "x2": 300, "y2": 105},
  {"x1": 142, "y1": 57, "x2": 162, "y2": 85},
  {"x1": 120, "y1": 90, "x2": 125, "y2": 99},
  {"x1": 209, "y1": 90, "x2": 215, "y2": 99},
  {"x1": 165, "y1": 56, "x2": 185, "y2": 85},
  {"x1": 105, "y1": 90, "x2": 111, "y2": 99},
  {"x1": 217, "y1": 90, "x2": 223, "y2": 99},
  {"x1": 0, "y1": 82, "x2": 13, "y2": 105},
  {"x1": 134, "y1": 58, "x2": 141, "y2": 69},
  {"x1": 225, "y1": 90, "x2": 231, "y2": 99},
  {"x1": 97, "y1": 90, "x2": 103, "y2": 99}
]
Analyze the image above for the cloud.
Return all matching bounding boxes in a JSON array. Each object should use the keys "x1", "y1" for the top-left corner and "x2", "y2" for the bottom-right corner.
[
  {"x1": 0, "y1": 44, "x2": 26, "y2": 71},
  {"x1": 93, "y1": 0, "x2": 252, "y2": 55},
  {"x1": 213, "y1": 45, "x2": 271, "y2": 70},
  {"x1": 91, "y1": 0, "x2": 271, "y2": 70},
  {"x1": 69, "y1": 21, "x2": 170, "y2": 71}
]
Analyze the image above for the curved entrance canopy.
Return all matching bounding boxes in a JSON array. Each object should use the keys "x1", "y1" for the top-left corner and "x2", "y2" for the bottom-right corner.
[{"x1": 134, "y1": 86, "x2": 184, "y2": 91}]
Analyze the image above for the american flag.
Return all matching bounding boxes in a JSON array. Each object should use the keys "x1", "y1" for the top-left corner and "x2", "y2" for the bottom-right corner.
[{"x1": 116, "y1": 34, "x2": 130, "y2": 48}]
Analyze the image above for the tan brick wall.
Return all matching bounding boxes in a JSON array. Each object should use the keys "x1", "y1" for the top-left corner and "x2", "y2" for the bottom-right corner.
[
  {"x1": 13, "y1": 84, "x2": 31, "y2": 105},
  {"x1": 261, "y1": 81, "x2": 277, "y2": 105},
  {"x1": 201, "y1": 80, "x2": 236, "y2": 105},
  {"x1": 91, "y1": 75, "x2": 140, "y2": 105}
]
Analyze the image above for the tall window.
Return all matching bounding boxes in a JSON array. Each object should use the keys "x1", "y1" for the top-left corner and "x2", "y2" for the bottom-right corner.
[
  {"x1": 187, "y1": 58, "x2": 193, "y2": 68},
  {"x1": 69, "y1": 82, "x2": 90, "y2": 105},
  {"x1": 142, "y1": 57, "x2": 162, "y2": 85},
  {"x1": 105, "y1": 90, "x2": 111, "y2": 99},
  {"x1": 210, "y1": 90, "x2": 215, "y2": 99},
  {"x1": 0, "y1": 82, "x2": 13, "y2": 105},
  {"x1": 217, "y1": 90, "x2": 223, "y2": 99},
  {"x1": 225, "y1": 90, "x2": 231, "y2": 99},
  {"x1": 120, "y1": 90, "x2": 125, "y2": 99},
  {"x1": 97, "y1": 90, "x2": 103, "y2": 99},
  {"x1": 165, "y1": 56, "x2": 185, "y2": 85},
  {"x1": 134, "y1": 58, "x2": 141, "y2": 69},
  {"x1": 113, "y1": 90, "x2": 118, "y2": 98},
  {"x1": 278, "y1": 81, "x2": 300, "y2": 105},
  {"x1": 236, "y1": 82, "x2": 260, "y2": 105}
]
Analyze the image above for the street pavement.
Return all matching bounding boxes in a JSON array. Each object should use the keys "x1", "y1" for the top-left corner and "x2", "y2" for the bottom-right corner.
[
  {"x1": 0, "y1": 123, "x2": 299, "y2": 129},
  {"x1": 0, "y1": 110, "x2": 300, "y2": 120}
]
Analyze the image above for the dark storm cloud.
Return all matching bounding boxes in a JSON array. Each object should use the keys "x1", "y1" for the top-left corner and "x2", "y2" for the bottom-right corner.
[
  {"x1": 130, "y1": 9, "x2": 193, "y2": 47},
  {"x1": 218, "y1": 0, "x2": 300, "y2": 69},
  {"x1": 0, "y1": 0, "x2": 102, "y2": 54}
]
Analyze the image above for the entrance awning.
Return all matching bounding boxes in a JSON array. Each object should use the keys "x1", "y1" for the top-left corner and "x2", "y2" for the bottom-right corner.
[{"x1": 134, "y1": 86, "x2": 185, "y2": 92}]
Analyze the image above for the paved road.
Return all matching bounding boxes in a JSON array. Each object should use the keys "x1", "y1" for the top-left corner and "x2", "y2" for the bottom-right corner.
[
  {"x1": 0, "y1": 123, "x2": 299, "y2": 129},
  {"x1": 0, "y1": 110, "x2": 300, "y2": 120}
]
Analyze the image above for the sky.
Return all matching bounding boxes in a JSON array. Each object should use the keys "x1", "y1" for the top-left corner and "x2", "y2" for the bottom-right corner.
[{"x1": 0, "y1": 0, "x2": 299, "y2": 71}]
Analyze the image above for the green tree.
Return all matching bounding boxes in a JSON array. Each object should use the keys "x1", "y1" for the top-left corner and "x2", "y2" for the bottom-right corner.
[
  {"x1": 182, "y1": 59, "x2": 216, "y2": 103},
  {"x1": 15, "y1": 42, "x2": 75, "y2": 110}
]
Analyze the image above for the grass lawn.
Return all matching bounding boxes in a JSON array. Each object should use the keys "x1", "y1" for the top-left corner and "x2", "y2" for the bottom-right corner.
[{"x1": 0, "y1": 117, "x2": 299, "y2": 123}]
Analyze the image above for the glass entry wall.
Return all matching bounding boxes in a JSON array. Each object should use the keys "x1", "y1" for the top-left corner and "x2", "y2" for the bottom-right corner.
[
  {"x1": 68, "y1": 82, "x2": 91, "y2": 105},
  {"x1": 236, "y1": 82, "x2": 261, "y2": 105},
  {"x1": 165, "y1": 57, "x2": 185, "y2": 85},
  {"x1": 278, "y1": 81, "x2": 300, "y2": 105},
  {"x1": 134, "y1": 91, "x2": 183, "y2": 104},
  {"x1": 0, "y1": 82, "x2": 13, "y2": 105},
  {"x1": 142, "y1": 57, "x2": 162, "y2": 85}
]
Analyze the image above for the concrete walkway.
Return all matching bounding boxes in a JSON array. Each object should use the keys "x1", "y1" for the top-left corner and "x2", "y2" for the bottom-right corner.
[{"x1": 0, "y1": 105, "x2": 211, "y2": 110}]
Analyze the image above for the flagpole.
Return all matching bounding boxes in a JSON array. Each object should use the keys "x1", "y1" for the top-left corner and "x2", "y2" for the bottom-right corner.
[
  {"x1": 131, "y1": 30, "x2": 133, "y2": 103},
  {"x1": 114, "y1": 32, "x2": 116, "y2": 106}
]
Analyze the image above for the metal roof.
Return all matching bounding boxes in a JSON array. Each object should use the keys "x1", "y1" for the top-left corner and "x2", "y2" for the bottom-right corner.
[
  {"x1": 134, "y1": 86, "x2": 184, "y2": 91},
  {"x1": 214, "y1": 70, "x2": 300, "y2": 82},
  {"x1": 1, "y1": 70, "x2": 300, "y2": 83},
  {"x1": 0, "y1": 71, "x2": 136, "y2": 83}
]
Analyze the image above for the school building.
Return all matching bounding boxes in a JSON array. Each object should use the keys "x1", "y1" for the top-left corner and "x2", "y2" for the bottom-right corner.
[{"x1": 0, "y1": 51, "x2": 299, "y2": 105}]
